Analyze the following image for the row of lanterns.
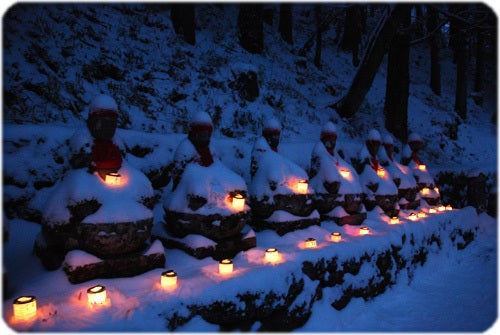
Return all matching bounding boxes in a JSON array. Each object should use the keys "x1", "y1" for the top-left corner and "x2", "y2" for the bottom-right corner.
[{"x1": 11, "y1": 202, "x2": 453, "y2": 323}]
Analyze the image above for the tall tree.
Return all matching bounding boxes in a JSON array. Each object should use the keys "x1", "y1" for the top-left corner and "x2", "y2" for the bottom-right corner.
[
  {"x1": 334, "y1": 4, "x2": 409, "y2": 118},
  {"x1": 237, "y1": 4, "x2": 264, "y2": 54},
  {"x1": 384, "y1": 5, "x2": 412, "y2": 143},
  {"x1": 314, "y1": 4, "x2": 322, "y2": 69},
  {"x1": 340, "y1": 4, "x2": 363, "y2": 66},
  {"x1": 427, "y1": 5, "x2": 441, "y2": 95},
  {"x1": 170, "y1": 3, "x2": 195, "y2": 45},
  {"x1": 279, "y1": 3, "x2": 293, "y2": 45},
  {"x1": 452, "y1": 5, "x2": 469, "y2": 120}
]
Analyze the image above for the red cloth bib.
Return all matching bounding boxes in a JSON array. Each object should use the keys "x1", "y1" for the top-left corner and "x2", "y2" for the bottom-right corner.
[
  {"x1": 195, "y1": 146, "x2": 214, "y2": 167},
  {"x1": 92, "y1": 140, "x2": 122, "y2": 170}
]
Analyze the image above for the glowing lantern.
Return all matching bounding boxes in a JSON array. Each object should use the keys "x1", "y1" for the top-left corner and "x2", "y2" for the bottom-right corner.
[
  {"x1": 105, "y1": 172, "x2": 121, "y2": 186},
  {"x1": 87, "y1": 285, "x2": 107, "y2": 305},
  {"x1": 305, "y1": 238, "x2": 317, "y2": 248},
  {"x1": 438, "y1": 205, "x2": 446, "y2": 212},
  {"x1": 340, "y1": 169, "x2": 351, "y2": 179},
  {"x1": 12, "y1": 296, "x2": 37, "y2": 321},
  {"x1": 429, "y1": 207, "x2": 437, "y2": 214},
  {"x1": 265, "y1": 248, "x2": 279, "y2": 263},
  {"x1": 421, "y1": 187, "x2": 430, "y2": 196},
  {"x1": 418, "y1": 164, "x2": 427, "y2": 171},
  {"x1": 161, "y1": 270, "x2": 178, "y2": 289},
  {"x1": 232, "y1": 194, "x2": 246, "y2": 212},
  {"x1": 408, "y1": 212, "x2": 418, "y2": 221},
  {"x1": 296, "y1": 179, "x2": 308, "y2": 194},
  {"x1": 446, "y1": 204, "x2": 453, "y2": 211},
  {"x1": 417, "y1": 211, "x2": 426, "y2": 218},
  {"x1": 331, "y1": 232, "x2": 342, "y2": 242},
  {"x1": 389, "y1": 216, "x2": 400, "y2": 224},
  {"x1": 434, "y1": 187, "x2": 440, "y2": 194},
  {"x1": 219, "y1": 259, "x2": 233, "y2": 274},
  {"x1": 376, "y1": 168, "x2": 386, "y2": 178},
  {"x1": 359, "y1": 227, "x2": 370, "y2": 235}
]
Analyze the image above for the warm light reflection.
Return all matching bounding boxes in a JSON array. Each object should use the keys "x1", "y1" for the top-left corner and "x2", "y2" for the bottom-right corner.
[
  {"x1": 438, "y1": 205, "x2": 446, "y2": 212},
  {"x1": 265, "y1": 248, "x2": 279, "y2": 263},
  {"x1": 359, "y1": 227, "x2": 370, "y2": 235},
  {"x1": 331, "y1": 232, "x2": 342, "y2": 242},
  {"x1": 418, "y1": 164, "x2": 427, "y2": 171},
  {"x1": 446, "y1": 204, "x2": 453, "y2": 211},
  {"x1": 305, "y1": 238, "x2": 317, "y2": 248},
  {"x1": 340, "y1": 169, "x2": 351, "y2": 179},
  {"x1": 389, "y1": 217, "x2": 400, "y2": 224},
  {"x1": 408, "y1": 213, "x2": 418, "y2": 221},
  {"x1": 219, "y1": 259, "x2": 233, "y2": 274},
  {"x1": 429, "y1": 208, "x2": 437, "y2": 214},
  {"x1": 105, "y1": 172, "x2": 121, "y2": 186},
  {"x1": 161, "y1": 270, "x2": 178, "y2": 289},
  {"x1": 421, "y1": 187, "x2": 430, "y2": 196},
  {"x1": 296, "y1": 179, "x2": 308, "y2": 194},
  {"x1": 87, "y1": 285, "x2": 107, "y2": 305},
  {"x1": 417, "y1": 211, "x2": 426, "y2": 218},
  {"x1": 376, "y1": 168, "x2": 386, "y2": 178},
  {"x1": 434, "y1": 187, "x2": 440, "y2": 194},
  {"x1": 232, "y1": 194, "x2": 245, "y2": 212},
  {"x1": 12, "y1": 296, "x2": 37, "y2": 321}
]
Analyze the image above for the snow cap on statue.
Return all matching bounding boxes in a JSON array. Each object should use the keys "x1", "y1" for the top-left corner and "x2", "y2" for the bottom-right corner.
[
  {"x1": 263, "y1": 117, "x2": 281, "y2": 135},
  {"x1": 408, "y1": 132, "x2": 423, "y2": 143},
  {"x1": 383, "y1": 134, "x2": 394, "y2": 145},
  {"x1": 367, "y1": 129, "x2": 382, "y2": 143},
  {"x1": 88, "y1": 94, "x2": 118, "y2": 118},
  {"x1": 189, "y1": 111, "x2": 213, "y2": 133},
  {"x1": 321, "y1": 121, "x2": 338, "y2": 140}
]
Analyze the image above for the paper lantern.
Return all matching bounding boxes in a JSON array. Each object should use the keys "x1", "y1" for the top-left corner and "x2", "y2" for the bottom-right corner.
[
  {"x1": 87, "y1": 285, "x2": 107, "y2": 305},
  {"x1": 417, "y1": 211, "x2": 426, "y2": 218},
  {"x1": 446, "y1": 204, "x2": 453, "y2": 211},
  {"x1": 161, "y1": 270, "x2": 178, "y2": 288},
  {"x1": 429, "y1": 207, "x2": 437, "y2": 214},
  {"x1": 13, "y1": 296, "x2": 37, "y2": 321},
  {"x1": 265, "y1": 248, "x2": 279, "y2": 263},
  {"x1": 421, "y1": 187, "x2": 431, "y2": 196},
  {"x1": 438, "y1": 205, "x2": 446, "y2": 212},
  {"x1": 305, "y1": 237, "x2": 317, "y2": 248},
  {"x1": 296, "y1": 179, "x2": 308, "y2": 194},
  {"x1": 331, "y1": 232, "x2": 342, "y2": 242},
  {"x1": 219, "y1": 259, "x2": 233, "y2": 274},
  {"x1": 359, "y1": 227, "x2": 370, "y2": 235},
  {"x1": 105, "y1": 172, "x2": 121, "y2": 186},
  {"x1": 232, "y1": 194, "x2": 245, "y2": 212},
  {"x1": 408, "y1": 212, "x2": 418, "y2": 221},
  {"x1": 418, "y1": 164, "x2": 427, "y2": 171},
  {"x1": 376, "y1": 168, "x2": 386, "y2": 178},
  {"x1": 389, "y1": 216, "x2": 400, "y2": 224},
  {"x1": 340, "y1": 169, "x2": 351, "y2": 179}
]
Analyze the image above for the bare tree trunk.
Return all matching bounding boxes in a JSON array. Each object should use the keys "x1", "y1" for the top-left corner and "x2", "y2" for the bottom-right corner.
[
  {"x1": 384, "y1": 5, "x2": 411, "y2": 143},
  {"x1": 170, "y1": 3, "x2": 196, "y2": 45},
  {"x1": 427, "y1": 5, "x2": 441, "y2": 95},
  {"x1": 314, "y1": 4, "x2": 322, "y2": 69},
  {"x1": 340, "y1": 4, "x2": 362, "y2": 66},
  {"x1": 333, "y1": 4, "x2": 409, "y2": 118},
  {"x1": 237, "y1": 4, "x2": 263, "y2": 54},
  {"x1": 474, "y1": 32, "x2": 484, "y2": 93},
  {"x1": 455, "y1": 27, "x2": 468, "y2": 119},
  {"x1": 279, "y1": 3, "x2": 293, "y2": 45}
]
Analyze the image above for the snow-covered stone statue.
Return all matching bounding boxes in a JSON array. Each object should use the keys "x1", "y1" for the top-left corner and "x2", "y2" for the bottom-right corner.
[
  {"x1": 309, "y1": 122, "x2": 366, "y2": 225},
  {"x1": 401, "y1": 132, "x2": 440, "y2": 205},
  {"x1": 249, "y1": 117, "x2": 320, "y2": 235},
  {"x1": 379, "y1": 134, "x2": 420, "y2": 210},
  {"x1": 353, "y1": 129, "x2": 399, "y2": 217},
  {"x1": 161, "y1": 111, "x2": 256, "y2": 259},
  {"x1": 34, "y1": 94, "x2": 163, "y2": 283}
]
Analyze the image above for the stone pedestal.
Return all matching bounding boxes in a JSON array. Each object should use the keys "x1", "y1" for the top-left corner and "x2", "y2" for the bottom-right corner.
[{"x1": 63, "y1": 240, "x2": 166, "y2": 284}]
